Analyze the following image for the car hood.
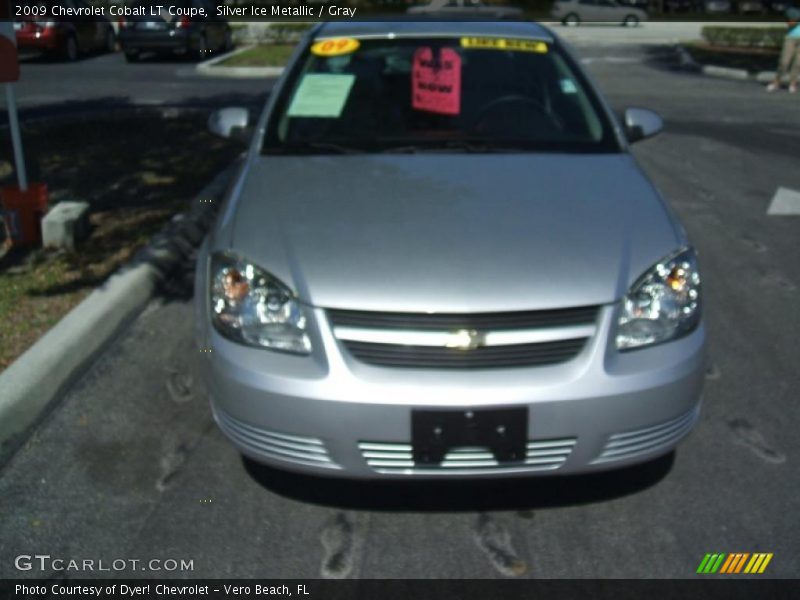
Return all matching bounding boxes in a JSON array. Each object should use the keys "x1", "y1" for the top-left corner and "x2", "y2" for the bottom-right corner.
[{"x1": 226, "y1": 154, "x2": 679, "y2": 312}]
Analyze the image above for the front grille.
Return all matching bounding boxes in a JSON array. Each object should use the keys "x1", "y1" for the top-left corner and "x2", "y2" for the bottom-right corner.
[
  {"x1": 214, "y1": 407, "x2": 340, "y2": 470},
  {"x1": 329, "y1": 306, "x2": 599, "y2": 369},
  {"x1": 359, "y1": 438, "x2": 576, "y2": 474},
  {"x1": 328, "y1": 306, "x2": 599, "y2": 330},
  {"x1": 592, "y1": 406, "x2": 700, "y2": 464},
  {"x1": 343, "y1": 338, "x2": 587, "y2": 369}
]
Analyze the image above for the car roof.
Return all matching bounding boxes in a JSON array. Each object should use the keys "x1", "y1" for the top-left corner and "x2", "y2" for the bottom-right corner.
[{"x1": 314, "y1": 20, "x2": 555, "y2": 43}]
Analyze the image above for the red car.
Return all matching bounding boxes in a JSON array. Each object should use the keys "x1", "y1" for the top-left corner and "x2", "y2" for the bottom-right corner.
[{"x1": 15, "y1": 0, "x2": 116, "y2": 61}]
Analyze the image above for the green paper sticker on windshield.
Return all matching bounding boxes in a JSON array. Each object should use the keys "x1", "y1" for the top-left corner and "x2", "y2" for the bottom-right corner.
[
  {"x1": 287, "y1": 74, "x2": 355, "y2": 118},
  {"x1": 560, "y1": 79, "x2": 577, "y2": 94}
]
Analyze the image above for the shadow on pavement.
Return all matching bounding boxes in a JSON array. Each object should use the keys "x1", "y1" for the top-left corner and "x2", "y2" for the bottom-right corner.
[
  {"x1": 18, "y1": 50, "x2": 115, "y2": 65},
  {"x1": 242, "y1": 452, "x2": 675, "y2": 512},
  {"x1": 641, "y1": 44, "x2": 696, "y2": 74},
  {"x1": 16, "y1": 93, "x2": 266, "y2": 122},
  {"x1": 123, "y1": 50, "x2": 225, "y2": 64},
  {"x1": 19, "y1": 47, "x2": 228, "y2": 65},
  {"x1": 0, "y1": 102, "x2": 245, "y2": 367}
]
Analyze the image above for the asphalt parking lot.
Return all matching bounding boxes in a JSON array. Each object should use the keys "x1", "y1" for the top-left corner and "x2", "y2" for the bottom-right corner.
[
  {"x1": 1, "y1": 33, "x2": 798, "y2": 579},
  {"x1": 11, "y1": 52, "x2": 269, "y2": 117}
]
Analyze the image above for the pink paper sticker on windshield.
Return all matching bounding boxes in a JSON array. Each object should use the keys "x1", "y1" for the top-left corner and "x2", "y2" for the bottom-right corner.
[{"x1": 412, "y1": 47, "x2": 461, "y2": 116}]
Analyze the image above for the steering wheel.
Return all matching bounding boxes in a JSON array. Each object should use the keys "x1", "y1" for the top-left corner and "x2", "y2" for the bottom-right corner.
[{"x1": 470, "y1": 94, "x2": 565, "y2": 134}]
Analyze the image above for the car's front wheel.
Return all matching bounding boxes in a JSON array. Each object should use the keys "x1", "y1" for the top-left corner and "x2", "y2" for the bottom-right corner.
[
  {"x1": 194, "y1": 34, "x2": 208, "y2": 61},
  {"x1": 623, "y1": 14, "x2": 640, "y2": 25},
  {"x1": 222, "y1": 28, "x2": 233, "y2": 52},
  {"x1": 563, "y1": 13, "x2": 581, "y2": 26},
  {"x1": 105, "y1": 28, "x2": 116, "y2": 53},
  {"x1": 62, "y1": 35, "x2": 79, "y2": 61}
]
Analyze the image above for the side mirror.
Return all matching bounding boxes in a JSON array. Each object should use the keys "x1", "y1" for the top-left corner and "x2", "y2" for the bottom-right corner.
[
  {"x1": 208, "y1": 107, "x2": 251, "y2": 142},
  {"x1": 623, "y1": 107, "x2": 663, "y2": 143}
]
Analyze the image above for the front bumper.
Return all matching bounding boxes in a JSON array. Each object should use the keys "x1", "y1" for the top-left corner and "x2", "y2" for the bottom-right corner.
[{"x1": 197, "y1": 281, "x2": 706, "y2": 479}]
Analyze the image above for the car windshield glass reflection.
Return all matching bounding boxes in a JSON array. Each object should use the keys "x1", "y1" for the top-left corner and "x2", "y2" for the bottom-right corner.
[{"x1": 263, "y1": 38, "x2": 621, "y2": 154}]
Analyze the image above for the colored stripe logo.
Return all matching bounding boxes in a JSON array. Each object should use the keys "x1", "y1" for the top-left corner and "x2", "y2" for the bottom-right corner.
[{"x1": 697, "y1": 553, "x2": 773, "y2": 574}]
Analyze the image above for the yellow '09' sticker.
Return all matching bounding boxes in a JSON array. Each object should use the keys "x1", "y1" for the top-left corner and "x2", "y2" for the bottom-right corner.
[
  {"x1": 311, "y1": 38, "x2": 360, "y2": 57},
  {"x1": 460, "y1": 37, "x2": 548, "y2": 54}
]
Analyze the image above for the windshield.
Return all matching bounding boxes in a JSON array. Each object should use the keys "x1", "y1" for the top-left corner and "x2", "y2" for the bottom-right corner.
[{"x1": 262, "y1": 36, "x2": 621, "y2": 154}]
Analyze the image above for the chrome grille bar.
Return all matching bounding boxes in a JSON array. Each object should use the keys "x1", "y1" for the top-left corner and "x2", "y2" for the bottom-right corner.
[{"x1": 333, "y1": 324, "x2": 596, "y2": 347}]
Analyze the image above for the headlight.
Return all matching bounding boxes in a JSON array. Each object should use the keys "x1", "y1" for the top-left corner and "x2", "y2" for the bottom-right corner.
[
  {"x1": 210, "y1": 253, "x2": 312, "y2": 354},
  {"x1": 616, "y1": 247, "x2": 701, "y2": 351}
]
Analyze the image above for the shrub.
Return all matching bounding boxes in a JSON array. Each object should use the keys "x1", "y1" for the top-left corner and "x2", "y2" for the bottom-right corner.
[
  {"x1": 701, "y1": 26, "x2": 787, "y2": 49},
  {"x1": 269, "y1": 23, "x2": 314, "y2": 44}
]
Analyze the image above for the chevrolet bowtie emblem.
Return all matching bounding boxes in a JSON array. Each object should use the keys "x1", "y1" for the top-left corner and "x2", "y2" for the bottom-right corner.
[{"x1": 445, "y1": 329, "x2": 484, "y2": 350}]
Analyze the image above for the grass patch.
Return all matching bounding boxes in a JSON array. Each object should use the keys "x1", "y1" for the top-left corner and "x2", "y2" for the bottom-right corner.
[
  {"x1": 660, "y1": 14, "x2": 784, "y2": 21},
  {"x1": 218, "y1": 44, "x2": 296, "y2": 68},
  {"x1": 684, "y1": 40, "x2": 780, "y2": 73},
  {"x1": 0, "y1": 113, "x2": 240, "y2": 371},
  {"x1": 701, "y1": 25, "x2": 786, "y2": 50}
]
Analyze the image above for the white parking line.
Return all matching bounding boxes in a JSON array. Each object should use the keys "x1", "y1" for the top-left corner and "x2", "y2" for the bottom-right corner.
[{"x1": 767, "y1": 187, "x2": 800, "y2": 216}]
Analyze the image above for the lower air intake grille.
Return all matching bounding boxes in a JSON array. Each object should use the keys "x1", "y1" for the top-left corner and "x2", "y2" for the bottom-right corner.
[
  {"x1": 343, "y1": 338, "x2": 587, "y2": 369},
  {"x1": 214, "y1": 407, "x2": 340, "y2": 470},
  {"x1": 359, "y1": 438, "x2": 576, "y2": 474},
  {"x1": 592, "y1": 406, "x2": 700, "y2": 464}
]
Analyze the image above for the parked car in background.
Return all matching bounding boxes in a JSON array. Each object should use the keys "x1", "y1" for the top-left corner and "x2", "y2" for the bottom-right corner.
[
  {"x1": 14, "y1": 0, "x2": 116, "y2": 61},
  {"x1": 199, "y1": 21, "x2": 706, "y2": 479},
  {"x1": 118, "y1": 0, "x2": 232, "y2": 62},
  {"x1": 735, "y1": 0, "x2": 764, "y2": 12},
  {"x1": 617, "y1": 0, "x2": 650, "y2": 10},
  {"x1": 765, "y1": 0, "x2": 790, "y2": 12},
  {"x1": 407, "y1": 0, "x2": 524, "y2": 17},
  {"x1": 703, "y1": 0, "x2": 732, "y2": 12},
  {"x1": 663, "y1": 0, "x2": 698, "y2": 12},
  {"x1": 551, "y1": 0, "x2": 648, "y2": 25}
]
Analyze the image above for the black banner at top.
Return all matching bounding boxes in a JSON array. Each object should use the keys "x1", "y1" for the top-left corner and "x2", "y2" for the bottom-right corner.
[{"x1": 4, "y1": 0, "x2": 796, "y2": 23}]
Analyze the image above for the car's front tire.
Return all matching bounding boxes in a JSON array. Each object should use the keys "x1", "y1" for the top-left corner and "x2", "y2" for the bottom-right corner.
[
  {"x1": 563, "y1": 13, "x2": 581, "y2": 26},
  {"x1": 223, "y1": 27, "x2": 233, "y2": 52},
  {"x1": 62, "y1": 35, "x2": 79, "y2": 61},
  {"x1": 623, "y1": 14, "x2": 640, "y2": 25},
  {"x1": 105, "y1": 28, "x2": 116, "y2": 53},
  {"x1": 193, "y1": 34, "x2": 208, "y2": 61}
]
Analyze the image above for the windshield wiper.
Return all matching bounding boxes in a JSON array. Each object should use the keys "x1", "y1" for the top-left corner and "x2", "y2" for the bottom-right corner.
[
  {"x1": 380, "y1": 140, "x2": 529, "y2": 154},
  {"x1": 266, "y1": 141, "x2": 365, "y2": 155},
  {"x1": 303, "y1": 142, "x2": 365, "y2": 154}
]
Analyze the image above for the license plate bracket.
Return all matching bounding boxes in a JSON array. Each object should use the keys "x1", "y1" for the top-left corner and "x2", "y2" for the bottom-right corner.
[{"x1": 411, "y1": 407, "x2": 528, "y2": 465}]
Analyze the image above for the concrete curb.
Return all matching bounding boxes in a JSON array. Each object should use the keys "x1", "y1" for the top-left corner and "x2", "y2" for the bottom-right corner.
[
  {"x1": 701, "y1": 64, "x2": 780, "y2": 84},
  {"x1": 0, "y1": 162, "x2": 239, "y2": 460},
  {"x1": 196, "y1": 45, "x2": 285, "y2": 79},
  {"x1": 702, "y1": 64, "x2": 751, "y2": 80},
  {"x1": 197, "y1": 45, "x2": 253, "y2": 69},
  {"x1": 0, "y1": 264, "x2": 159, "y2": 449}
]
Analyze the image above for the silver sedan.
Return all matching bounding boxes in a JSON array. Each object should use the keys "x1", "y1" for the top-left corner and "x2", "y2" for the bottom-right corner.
[
  {"x1": 550, "y1": 0, "x2": 649, "y2": 25},
  {"x1": 197, "y1": 21, "x2": 705, "y2": 479}
]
